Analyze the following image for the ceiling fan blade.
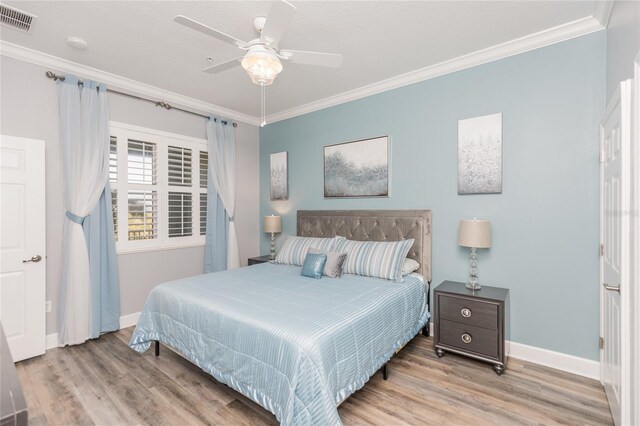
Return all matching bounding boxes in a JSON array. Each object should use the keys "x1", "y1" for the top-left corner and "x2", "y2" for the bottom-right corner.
[
  {"x1": 280, "y1": 50, "x2": 343, "y2": 68},
  {"x1": 174, "y1": 15, "x2": 247, "y2": 47},
  {"x1": 260, "y1": 0, "x2": 296, "y2": 46},
  {"x1": 202, "y1": 56, "x2": 243, "y2": 74}
]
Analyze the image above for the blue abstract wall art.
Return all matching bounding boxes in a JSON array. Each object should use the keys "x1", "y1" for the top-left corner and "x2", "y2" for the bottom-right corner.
[{"x1": 324, "y1": 136, "x2": 389, "y2": 198}]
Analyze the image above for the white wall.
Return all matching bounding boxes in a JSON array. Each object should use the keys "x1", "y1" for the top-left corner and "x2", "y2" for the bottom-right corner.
[
  {"x1": 0, "y1": 55, "x2": 260, "y2": 335},
  {"x1": 606, "y1": 0, "x2": 640, "y2": 100}
]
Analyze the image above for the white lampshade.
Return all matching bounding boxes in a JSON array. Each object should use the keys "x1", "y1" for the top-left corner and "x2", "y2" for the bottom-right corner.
[
  {"x1": 264, "y1": 215, "x2": 282, "y2": 233},
  {"x1": 458, "y1": 219, "x2": 491, "y2": 248},
  {"x1": 241, "y1": 46, "x2": 283, "y2": 86}
]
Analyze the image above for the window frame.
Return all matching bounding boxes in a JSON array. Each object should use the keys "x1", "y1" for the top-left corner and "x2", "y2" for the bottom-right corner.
[{"x1": 110, "y1": 121, "x2": 208, "y2": 254}]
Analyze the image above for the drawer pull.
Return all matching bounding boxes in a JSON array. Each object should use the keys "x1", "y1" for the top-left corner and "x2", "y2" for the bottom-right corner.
[
  {"x1": 461, "y1": 308, "x2": 472, "y2": 318},
  {"x1": 461, "y1": 333, "x2": 472, "y2": 344}
]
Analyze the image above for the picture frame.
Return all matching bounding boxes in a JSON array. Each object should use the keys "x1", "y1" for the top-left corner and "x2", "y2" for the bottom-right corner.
[
  {"x1": 323, "y1": 136, "x2": 389, "y2": 198},
  {"x1": 457, "y1": 113, "x2": 503, "y2": 195},
  {"x1": 270, "y1": 151, "x2": 288, "y2": 201}
]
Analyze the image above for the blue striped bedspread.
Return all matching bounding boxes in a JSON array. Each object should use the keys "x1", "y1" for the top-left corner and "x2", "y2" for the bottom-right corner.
[{"x1": 129, "y1": 262, "x2": 429, "y2": 425}]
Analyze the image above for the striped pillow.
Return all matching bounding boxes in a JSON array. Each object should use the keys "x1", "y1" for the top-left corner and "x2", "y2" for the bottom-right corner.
[
  {"x1": 275, "y1": 236, "x2": 336, "y2": 266},
  {"x1": 335, "y1": 238, "x2": 415, "y2": 282}
]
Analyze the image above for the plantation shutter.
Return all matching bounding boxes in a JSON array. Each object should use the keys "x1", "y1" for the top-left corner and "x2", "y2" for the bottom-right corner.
[
  {"x1": 199, "y1": 151, "x2": 208, "y2": 236},
  {"x1": 127, "y1": 139, "x2": 158, "y2": 240},
  {"x1": 168, "y1": 192, "x2": 193, "y2": 237},
  {"x1": 167, "y1": 145, "x2": 195, "y2": 238},
  {"x1": 109, "y1": 136, "x2": 118, "y2": 241},
  {"x1": 168, "y1": 146, "x2": 192, "y2": 186},
  {"x1": 200, "y1": 151, "x2": 208, "y2": 189}
]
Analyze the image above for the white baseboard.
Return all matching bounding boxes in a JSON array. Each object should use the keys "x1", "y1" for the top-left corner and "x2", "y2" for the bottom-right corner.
[
  {"x1": 46, "y1": 316, "x2": 600, "y2": 380},
  {"x1": 427, "y1": 322, "x2": 599, "y2": 380},
  {"x1": 45, "y1": 311, "x2": 142, "y2": 350},
  {"x1": 45, "y1": 332, "x2": 59, "y2": 350},
  {"x1": 507, "y1": 341, "x2": 600, "y2": 380},
  {"x1": 119, "y1": 312, "x2": 140, "y2": 329}
]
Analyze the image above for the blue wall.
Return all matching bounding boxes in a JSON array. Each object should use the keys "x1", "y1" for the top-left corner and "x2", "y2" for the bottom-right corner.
[{"x1": 260, "y1": 32, "x2": 605, "y2": 360}]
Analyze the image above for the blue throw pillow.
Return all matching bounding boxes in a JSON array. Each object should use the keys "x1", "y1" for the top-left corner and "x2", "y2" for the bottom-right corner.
[{"x1": 301, "y1": 253, "x2": 328, "y2": 279}]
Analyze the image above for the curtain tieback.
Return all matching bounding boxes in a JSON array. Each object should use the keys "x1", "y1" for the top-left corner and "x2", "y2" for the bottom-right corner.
[
  {"x1": 229, "y1": 216, "x2": 234, "y2": 223},
  {"x1": 65, "y1": 210, "x2": 87, "y2": 225}
]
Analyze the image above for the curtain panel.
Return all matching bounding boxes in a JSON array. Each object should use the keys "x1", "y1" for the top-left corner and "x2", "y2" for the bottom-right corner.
[
  {"x1": 57, "y1": 77, "x2": 119, "y2": 345},
  {"x1": 205, "y1": 118, "x2": 239, "y2": 271},
  {"x1": 83, "y1": 180, "x2": 120, "y2": 337}
]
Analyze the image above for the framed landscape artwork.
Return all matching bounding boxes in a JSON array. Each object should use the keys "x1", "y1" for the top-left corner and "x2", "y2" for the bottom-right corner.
[
  {"x1": 457, "y1": 113, "x2": 503, "y2": 195},
  {"x1": 324, "y1": 136, "x2": 389, "y2": 198},
  {"x1": 270, "y1": 151, "x2": 288, "y2": 201}
]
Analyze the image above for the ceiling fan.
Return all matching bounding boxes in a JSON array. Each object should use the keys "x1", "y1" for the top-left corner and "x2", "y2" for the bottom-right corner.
[{"x1": 174, "y1": 0, "x2": 343, "y2": 86}]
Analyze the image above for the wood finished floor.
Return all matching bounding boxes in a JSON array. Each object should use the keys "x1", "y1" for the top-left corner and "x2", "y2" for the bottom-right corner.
[{"x1": 16, "y1": 327, "x2": 613, "y2": 426}]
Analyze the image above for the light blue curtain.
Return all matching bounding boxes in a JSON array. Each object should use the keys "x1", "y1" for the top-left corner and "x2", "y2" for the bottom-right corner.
[
  {"x1": 205, "y1": 117, "x2": 239, "y2": 271},
  {"x1": 204, "y1": 192, "x2": 227, "y2": 273},
  {"x1": 57, "y1": 76, "x2": 119, "y2": 345},
  {"x1": 83, "y1": 180, "x2": 120, "y2": 337},
  {"x1": 204, "y1": 117, "x2": 234, "y2": 273}
]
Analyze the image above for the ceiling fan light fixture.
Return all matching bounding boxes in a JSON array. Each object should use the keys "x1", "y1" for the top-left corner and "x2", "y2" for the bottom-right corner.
[{"x1": 241, "y1": 46, "x2": 282, "y2": 85}]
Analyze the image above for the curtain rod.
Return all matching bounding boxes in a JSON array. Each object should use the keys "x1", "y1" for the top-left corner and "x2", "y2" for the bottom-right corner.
[{"x1": 45, "y1": 71, "x2": 237, "y2": 127}]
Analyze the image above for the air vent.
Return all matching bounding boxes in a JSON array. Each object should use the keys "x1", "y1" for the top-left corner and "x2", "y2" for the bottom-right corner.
[{"x1": 0, "y1": 4, "x2": 36, "y2": 32}]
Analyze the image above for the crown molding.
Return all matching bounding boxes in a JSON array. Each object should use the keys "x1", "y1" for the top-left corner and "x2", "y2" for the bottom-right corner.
[
  {"x1": 266, "y1": 16, "x2": 605, "y2": 124},
  {"x1": 0, "y1": 40, "x2": 260, "y2": 126},
  {"x1": 1, "y1": 13, "x2": 605, "y2": 127},
  {"x1": 593, "y1": 0, "x2": 614, "y2": 28}
]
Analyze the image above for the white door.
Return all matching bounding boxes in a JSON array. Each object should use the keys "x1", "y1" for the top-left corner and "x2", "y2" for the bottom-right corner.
[
  {"x1": 0, "y1": 135, "x2": 46, "y2": 361},
  {"x1": 600, "y1": 80, "x2": 632, "y2": 426}
]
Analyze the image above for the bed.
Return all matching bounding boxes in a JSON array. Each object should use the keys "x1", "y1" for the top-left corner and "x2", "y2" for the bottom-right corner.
[{"x1": 129, "y1": 209, "x2": 432, "y2": 425}]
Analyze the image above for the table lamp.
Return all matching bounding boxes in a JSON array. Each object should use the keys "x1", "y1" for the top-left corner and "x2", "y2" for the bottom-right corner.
[
  {"x1": 264, "y1": 215, "x2": 282, "y2": 260},
  {"x1": 458, "y1": 219, "x2": 492, "y2": 290}
]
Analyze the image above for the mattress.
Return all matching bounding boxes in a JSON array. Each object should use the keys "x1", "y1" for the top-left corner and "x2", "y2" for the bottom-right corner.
[{"x1": 129, "y1": 262, "x2": 429, "y2": 425}]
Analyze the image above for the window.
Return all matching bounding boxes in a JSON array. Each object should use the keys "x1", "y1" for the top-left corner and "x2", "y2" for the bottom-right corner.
[{"x1": 110, "y1": 122, "x2": 208, "y2": 252}]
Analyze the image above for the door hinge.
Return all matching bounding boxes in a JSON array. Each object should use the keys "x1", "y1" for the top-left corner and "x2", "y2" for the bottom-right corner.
[
  {"x1": 600, "y1": 244, "x2": 604, "y2": 256},
  {"x1": 599, "y1": 150, "x2": 605, "y2": 163},
  {"x1": 599, "y1": 336, "x2": 604, "y2": 349}
]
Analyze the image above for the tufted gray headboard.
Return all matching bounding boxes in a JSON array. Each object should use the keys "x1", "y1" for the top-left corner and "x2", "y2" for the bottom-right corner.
[{"x1": 297, "y1": 210, "x2": 432, "y2": 282}]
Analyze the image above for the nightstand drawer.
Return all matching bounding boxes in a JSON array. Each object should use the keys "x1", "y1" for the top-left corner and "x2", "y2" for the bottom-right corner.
[
  {"x1": 438, "y1": 319, "x2": 498, "y2": 359},
  {"x1": 438, "y1": 295, "x2": 498, "y2": 330}
]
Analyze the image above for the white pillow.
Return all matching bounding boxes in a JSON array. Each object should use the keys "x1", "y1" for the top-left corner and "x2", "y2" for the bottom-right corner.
[
  {"x1": 401, "y1": 258, "x2": 420, "y2": 276},
  {"x1": 275, "y1": 236, "x2": 336, "y2": 266},
  {"x1": 335, "y1": 238, "x2": 414, "y2": 282}
]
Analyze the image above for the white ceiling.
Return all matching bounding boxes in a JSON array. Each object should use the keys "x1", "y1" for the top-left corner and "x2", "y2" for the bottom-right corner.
[{"x1": 1, "y1": 1, "x2": 603, "y2": 123}]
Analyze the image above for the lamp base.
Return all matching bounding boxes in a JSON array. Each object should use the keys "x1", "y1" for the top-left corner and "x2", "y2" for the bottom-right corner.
[
  {"x1": 269, "y1": 233, "x2": 276, "y2": 260},
  {"x1": 465, "y1": 282, "x2": 482, "y2": 291},
  {"x1": 466, "y1": 247, "x2": 481, "y2": 291}
]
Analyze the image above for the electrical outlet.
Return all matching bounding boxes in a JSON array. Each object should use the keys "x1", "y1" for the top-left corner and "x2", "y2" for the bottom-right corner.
[{"x1": 45, "y1": 300, "x2": 51, "y2": 313}]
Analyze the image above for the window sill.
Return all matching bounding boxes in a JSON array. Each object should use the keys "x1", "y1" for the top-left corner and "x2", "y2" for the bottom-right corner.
[{"x1": 116, "y1": 243, "x2": 205, "y2": 256}]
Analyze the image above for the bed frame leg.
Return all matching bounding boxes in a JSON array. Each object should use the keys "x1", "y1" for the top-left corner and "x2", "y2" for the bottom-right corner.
[
  {"x1": 382, "y1": 363, "x2": 388, "y2": 380},
  {"x1": 154, "y1": 340, "x2": 160, "y2": 357},
  {"x1": 422, "y1": 325, "x2": 430, "y2": 337}
]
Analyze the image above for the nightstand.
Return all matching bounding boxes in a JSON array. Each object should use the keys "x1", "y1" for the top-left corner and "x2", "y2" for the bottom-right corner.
[
  {"x1": 433, "y1": 280, "x2": 509, "y2": 375},
  {"x1": 248, "y1": 255, "x2": 272, "y2": 266}
]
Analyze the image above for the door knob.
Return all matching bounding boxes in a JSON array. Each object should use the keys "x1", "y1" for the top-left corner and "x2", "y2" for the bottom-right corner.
[{"x1": 22, "y1": 255, "x2": 42, "y2": 263}]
